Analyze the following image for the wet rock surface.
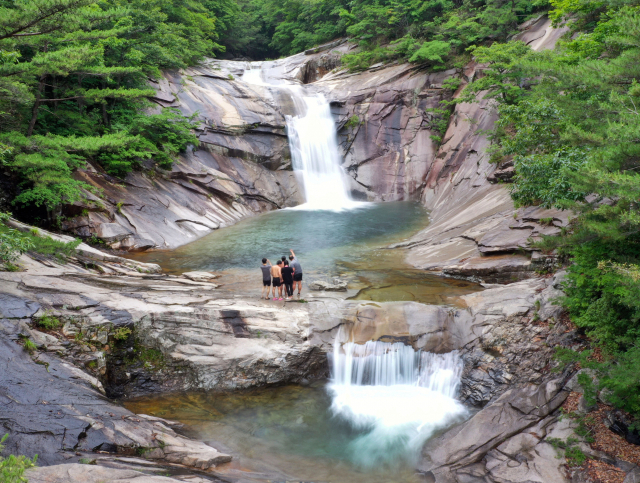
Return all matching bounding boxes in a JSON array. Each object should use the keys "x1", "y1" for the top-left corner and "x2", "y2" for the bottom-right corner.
[
  {"x1": 308, "y1": 279, "x2": 349, "y2": 291},
  {"x1": 420, "y1": 380, "x2": 572, "y2": 483},
  {"x1": 0, "y1": 320, "x2": 231, "y2": 470},
  {"x1": 0, "y1": 247, "x2": 616, "y2": 482}
]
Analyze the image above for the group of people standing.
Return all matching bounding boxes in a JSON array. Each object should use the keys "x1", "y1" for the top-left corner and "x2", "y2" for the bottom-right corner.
[{"x1": 260, "y1": 249, "x2": 303, "y2": 300}]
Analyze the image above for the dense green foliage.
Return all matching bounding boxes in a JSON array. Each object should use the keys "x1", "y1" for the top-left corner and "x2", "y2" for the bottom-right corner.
[
  {"x1": 0, "y1": 212, "x2": 81, "y2": 267},
  {"x1": 0, "y1": 433, "x2": 37, "y2": 483},
  {"x1": 0, "y1": 0, "x2": 215, "y2": 219},
  {"x1": 220, "y1": 0, "x2": 551, "y2": 66},
  {"x1": 470, "y1": 0, "x2": 640, "y2": 422}
]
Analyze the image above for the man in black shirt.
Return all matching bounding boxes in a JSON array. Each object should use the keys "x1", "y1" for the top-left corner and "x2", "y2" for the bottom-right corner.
[{"x1": 281, "y1": 260, "x2": 294, "y2": 300}]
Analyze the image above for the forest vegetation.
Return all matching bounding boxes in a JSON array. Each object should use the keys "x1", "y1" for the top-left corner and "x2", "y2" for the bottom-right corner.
[{"x1": 0, "y1": 0, "x2": 640, "y2": 433}]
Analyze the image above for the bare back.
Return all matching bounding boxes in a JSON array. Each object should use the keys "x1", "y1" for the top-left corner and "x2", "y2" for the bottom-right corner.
[{"x1": 271, "y1": 265, "x2": 282, "y2": 278}]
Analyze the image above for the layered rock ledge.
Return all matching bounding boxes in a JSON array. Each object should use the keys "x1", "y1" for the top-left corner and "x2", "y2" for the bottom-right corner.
[{"x1": 1, "y1": 243, "x2": 590, "y2": 482}]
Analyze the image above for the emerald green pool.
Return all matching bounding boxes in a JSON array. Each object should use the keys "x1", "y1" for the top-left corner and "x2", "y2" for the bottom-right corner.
[{"x1": 129, "y1": 202, "x2": 483, "y2": 304}]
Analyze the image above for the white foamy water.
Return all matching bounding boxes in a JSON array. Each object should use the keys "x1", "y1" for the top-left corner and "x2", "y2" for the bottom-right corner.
[
  {"x1": 242, "y1": 63, "x2": 361, "y2": 211},
  {"x1": 241, "y1": 63, "x2": 271, "y2": 86},
  {"x1": 329, "y1": 335, "x2": 468, "y2": 467}
]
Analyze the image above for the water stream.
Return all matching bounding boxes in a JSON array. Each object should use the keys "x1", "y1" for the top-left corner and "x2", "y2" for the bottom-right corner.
[
  {"x1": 243, "y1": 62, "x2": 357, "y2": 210},
  {"x1": 328, "y1": 328, "x2": 467, "y2": 469}
]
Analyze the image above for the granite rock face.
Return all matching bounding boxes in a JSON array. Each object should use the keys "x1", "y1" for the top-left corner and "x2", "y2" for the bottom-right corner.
[
  {"x1": 0, "y1": 248, "x2": 586, "y2": 482},
  {"x1": 420, "y1": 378, "x2": 571, "y2": 483},
  {"x1": 324, "y1": 65, "x2": 456, "y2": 201},
  {"x1": 395, "y1": 17, "x2": 571, "y2": 283},
  {"x1": 0, "y1": 321, "x2": 231, "y2": 470}
]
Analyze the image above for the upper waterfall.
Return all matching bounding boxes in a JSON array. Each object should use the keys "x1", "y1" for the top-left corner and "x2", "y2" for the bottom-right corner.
[{"x1": 242, "y1": 63, "x2": 359, "y2": 211}]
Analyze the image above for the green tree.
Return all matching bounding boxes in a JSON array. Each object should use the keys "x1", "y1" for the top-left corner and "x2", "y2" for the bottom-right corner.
[
  {"x1": 0, "y1": 0, "x2": 214, "y2": 221},
  {"x1": 460, "y1": 41, "x2": 532, "y2": 105},
  {"x1": 474, "y1": 4, "x2": 640, "y2": 424}
]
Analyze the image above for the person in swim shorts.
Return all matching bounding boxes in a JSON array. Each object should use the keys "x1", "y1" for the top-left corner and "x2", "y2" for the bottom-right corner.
[
  {"x1": 289, "y1": 249, "x2": 303, "y2": 296},
  {"x1": 281, "y1": 260, "x2": 294, "y2": 300},
  {"x1": 260, "y1": 258, "x2": 272, "y2": 300},
  {"x1": 271, "y1": 260, "x2": 284, "y2": 300}
]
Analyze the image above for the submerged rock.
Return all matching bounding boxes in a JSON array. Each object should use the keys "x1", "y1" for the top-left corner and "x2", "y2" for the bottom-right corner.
[
  {"x1": 181, "y1": 271, "x2": 219, "y2": 282},
  {"x1": 308, "y1": 279, "x2": 348, "y2": 291}
]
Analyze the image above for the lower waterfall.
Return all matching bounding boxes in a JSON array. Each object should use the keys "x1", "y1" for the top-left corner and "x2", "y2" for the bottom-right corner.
[{"x1": 329, "y1": 335, "x2": 468, "y2": 467}]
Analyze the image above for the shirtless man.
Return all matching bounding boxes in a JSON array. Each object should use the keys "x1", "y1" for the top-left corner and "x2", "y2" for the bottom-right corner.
[
  {"x1": 271, "y1": 260, "x2": 284, "y2": 300},
  {"x1": 289, "y1": 249, "x2": 303, "y2": 296}
]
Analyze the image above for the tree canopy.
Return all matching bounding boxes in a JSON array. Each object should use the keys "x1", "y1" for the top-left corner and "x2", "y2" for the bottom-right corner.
[
  {"x1": 0, "y1": 0, "x2": 218, "y2": 219},
  {"x1": 218, "y1": 0, "x2": 551, "y2": 67},
  {"x1": 466, "y1": 0, "x2": 640, "y2": 422}
]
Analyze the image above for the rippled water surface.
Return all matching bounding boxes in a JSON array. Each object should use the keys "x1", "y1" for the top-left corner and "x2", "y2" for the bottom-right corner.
[
  {"x1": 125, "y1": 383, "x2": 463, "y2": 483},
  {"x1": 129, "y1": 202, "x2": 483, "y2": 304}
]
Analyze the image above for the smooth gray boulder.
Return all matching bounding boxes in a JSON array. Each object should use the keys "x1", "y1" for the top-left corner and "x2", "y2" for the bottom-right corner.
[
  {"x1": 308, "y1": 279, "x2": 348, "y2": 291},
  {"x1": 181, "y1": 271, "x2": 219, "y2": 282},
  {"x1": 26, "y1": 464, "x2": 212, "y2": 483},
  {"x1": 95, "y1": 222, "x2": 133, "y2": 243},
  {"x1": 420, "y1": 378, "x2": 570, "y2": 482}
]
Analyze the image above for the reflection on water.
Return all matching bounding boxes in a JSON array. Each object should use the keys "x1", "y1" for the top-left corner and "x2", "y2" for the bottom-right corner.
[
  {"x1": 127, "y1": 202, "x2": 483, "y2": 304},
  {"x1": 125, "y1": 383, "x2": 452, "y2": 483},
  {"x1": 129, "y1": 202, "x2": 426, "y2": 273}
]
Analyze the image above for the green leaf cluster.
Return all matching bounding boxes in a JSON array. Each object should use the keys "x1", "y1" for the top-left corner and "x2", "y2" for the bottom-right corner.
[
  {"x1": 467, "y1": 2, "x2": 640, "y2": 423},
  {"x1": 0, "y1": 212, "x2": 81, "y2": 264},
  {"x1": 0, "y1": 433, "x2": 37, "y2": 483},
  {"x1": 0, "y1": 0, "x2": 217, "y2": 219},
  {"x1": 0, "y1": 226, "x2": 33, "y2": 264}
]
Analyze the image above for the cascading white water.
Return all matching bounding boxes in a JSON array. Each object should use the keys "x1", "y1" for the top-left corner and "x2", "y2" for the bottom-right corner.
[
  {"x1": 328, "y1": 333, "x2": 468, "y2": 467},
  {"x1": 285, "y1": 89, "x2": 357, "y2": 211},
  {"x1": 241, "y1": 62, "x2": 270, "y2": 86},
  {"x1": 242, "y1": 63, "x2": 359, "y2": 211}
]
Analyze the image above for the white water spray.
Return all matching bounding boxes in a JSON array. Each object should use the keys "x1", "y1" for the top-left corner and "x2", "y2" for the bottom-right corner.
[
  {"x1": 329, "y1": 332, "x2": 468, "y2": 467},
  {"x1": 242, "y1": 63, "x2": 359, "y2": 211},
  {"x1": 285, "y1": 88, "x2": 357, "y2": 211}
]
